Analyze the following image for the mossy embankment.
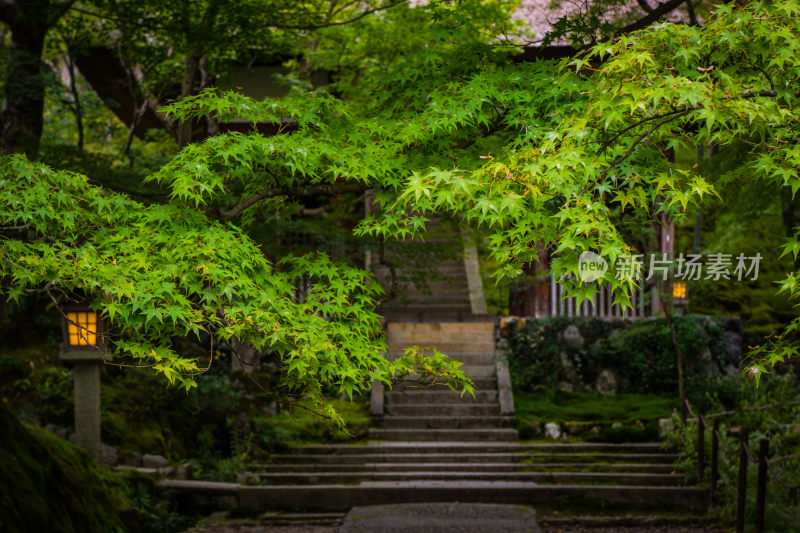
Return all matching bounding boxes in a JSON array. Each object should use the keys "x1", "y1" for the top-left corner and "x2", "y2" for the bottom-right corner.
[{"x1": 0, "y1": 404, "x2": 126, "y2": 532}]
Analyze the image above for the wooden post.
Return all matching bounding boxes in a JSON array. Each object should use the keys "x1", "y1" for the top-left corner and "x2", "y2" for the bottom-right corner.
[
  {"x1": 696, "y1": 403, "x2": 705, "y2": 484},
  {"x1": 680, "y1": 394, "x2": 688, "y2": 428},
  {"x1": 710, "y1": 417, "x2": 720, "y2": 505},
  {"x1": 736, "y1": 429, "x2": 749, "y2": 533},
  {"x1": 755, "y1": 439, "x2": 769, "y2": 533}
]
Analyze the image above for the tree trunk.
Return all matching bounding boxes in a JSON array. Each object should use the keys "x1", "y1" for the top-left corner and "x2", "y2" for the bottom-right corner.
[
  {"x1": 176, "y1": 54, "x2": 201, "y2": 149},
  {"x1": 1, "y1": 18, "x2": 48, "y2": 157}
]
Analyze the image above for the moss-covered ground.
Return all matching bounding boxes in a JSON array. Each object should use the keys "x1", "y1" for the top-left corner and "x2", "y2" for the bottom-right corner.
[{"x1": 514, "y1": 390, "x2": 677, "y2": 442}]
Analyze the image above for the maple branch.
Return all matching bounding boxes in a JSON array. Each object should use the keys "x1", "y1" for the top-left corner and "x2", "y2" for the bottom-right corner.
[
  {"x1": 600, "y1": 108, "x2": 691, "y2": 180},
  {"x1": 271, "y1": 0, "x2": 404, "y2": 30},
  {"x1": 221, "y1": 182, "x2": 370, "y2": 221},
  {"x1": 615, "y1": 0, "x2": 689, "y2": 36}
]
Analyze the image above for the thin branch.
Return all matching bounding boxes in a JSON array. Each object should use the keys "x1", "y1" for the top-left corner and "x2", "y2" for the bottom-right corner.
[
  {"x1": 615, "y1": 0, "x2": 689, "y2": 36},
  {"x1": 686, "y1": 0, "x2": 700, "y2": 26},
  {"x1": 636, "y1": 0, "x2": 654, "y2": 13},
  {"x1": 221, "y1": 182, "x2": 369, "y2": 221},
  {"x1": 270, "y1": 0, "x2": 404, "y2": 29},
  {"x1": 87, "y1": 178, "x2": 168, "y2": 198},
  {"x1": 597, "y1": 88, "x2": 789, "y2": 179},
  {"x1": 48, "y1": 0, "x2": 76, "y2": 27},
  {"x1": 600, "y1": 108, "x2": 691, "y2": 154},
  {"x1": 600, "y1": 109, "x2": 691, "y2": 180}
]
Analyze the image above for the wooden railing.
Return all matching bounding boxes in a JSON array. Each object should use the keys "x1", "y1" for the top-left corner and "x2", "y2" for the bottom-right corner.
[
  {"x1": 549, "y1": 276, "x2": 653, "y2": 318},
  {"x1": 687, "y1": 399, "x2": 800, "y2": 533}
]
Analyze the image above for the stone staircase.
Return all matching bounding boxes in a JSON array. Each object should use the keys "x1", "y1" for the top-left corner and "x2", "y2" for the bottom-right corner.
[
  {"x1": 370, "y1": 321, "x2": 517, "y2": 442},
  {"x1": 215, "y1": 321, "x2": 708, "y2": 514},
  {"x1": 162, "y1": 440, "x2": 706, "y2": 513},
  {"x1": 225, "y1": 441, "x2": 704, "y2": 512}
]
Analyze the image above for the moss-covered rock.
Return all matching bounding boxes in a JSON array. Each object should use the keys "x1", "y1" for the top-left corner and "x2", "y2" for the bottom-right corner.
[{"x1": 0, "y1": 404, "x2": 126, "y2": 533}]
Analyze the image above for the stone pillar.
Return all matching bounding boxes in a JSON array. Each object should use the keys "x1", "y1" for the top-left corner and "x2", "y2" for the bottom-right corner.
[
  {"x1": 61, "y1": 351, "x2": 102, "y2": 460},
  {"x1": 461, "y1": 232, "x2": 488, "y2": 315}
]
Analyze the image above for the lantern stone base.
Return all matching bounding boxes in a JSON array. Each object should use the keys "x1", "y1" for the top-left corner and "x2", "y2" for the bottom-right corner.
[{"x1": 60, "y1": 350, "x2": 102, "y2": 460}]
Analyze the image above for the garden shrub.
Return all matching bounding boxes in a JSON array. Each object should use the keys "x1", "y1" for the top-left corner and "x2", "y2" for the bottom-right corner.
[{"x1": 503, "y1": 315, "x2": 735, "y2": 397}]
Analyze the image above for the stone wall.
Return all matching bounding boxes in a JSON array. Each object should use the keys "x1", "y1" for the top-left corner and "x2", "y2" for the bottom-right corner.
[{"x1": 499, "y1": 315, "x2": 743, "y2": 396}]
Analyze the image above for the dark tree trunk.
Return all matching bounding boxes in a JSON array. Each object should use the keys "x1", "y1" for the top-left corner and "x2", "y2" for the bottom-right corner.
[
  {"x1": 176, "y1": 54, "x2": 201, "y2": 149},
  {"x1": 1, "y1": 16, "x2": 48, "y2": 157},
  {"x1": 508, "y1": 248, "x2": 550, "y2": 317},
  {"x1": 73, "y1": 46, "x2": 166, "y2": 138}
]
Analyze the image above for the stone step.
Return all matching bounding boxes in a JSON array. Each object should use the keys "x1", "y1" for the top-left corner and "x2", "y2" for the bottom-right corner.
[
  {"x1": 387, "y1": 390, "x2": 498, "y2": 404},
  {"x1": 381, "y1": 416, "x2": 513, "y2": 429},
  {"x1": 389, "y1": 352, "x2": 496, "y2": 366},
  {"x1": 381, "y1": 307, "x2": 475, "y2": 319},
  {"x1": 255, "y1": 462, "x2": 676, "y2": 474},
  {"x1": 383, "y1": 312, "x2": 497, "y2": 323},
  {"x1": 268, "y1": 453, "x2": 527, "y2": 465},
  {"x1": 394, "y1": 285, "x2": 471, "y2": 294},
  {"x1": 268, "y1": 452, "x2": 676, "y2": 465},
  {"x1": 232, "y1": 482, "x2": 708, "y2": 513},
  {"x1": 369, "y1": 428, "x2": 519, "y2": 441},
  {"x1": 387, "y1": 321, "x2": 495, "y2": 336},
  {"x1": 385, "y1": 364, "x2": 496, "y2": 379},
  {"x1": 389, "y1": 294, "x2": 468, "y2": 302},
  {"x1": 388, "y1": 363, "x2": 497, "y2": 380},
  {"x1": 381, "y1": 302, "x2": 472, "y2": 311},
  {"x1": 386, "y1": 403, "x2": 500, "y2": 417},
  {"x1": 254, "y1": 471, "x2": 682, "y2": 486},
  {"x1": 294, "y1": 442, "x2": 666, "y2": 455},
  {"x1": 387, "y1": 342, "x2": 496, "y2": 354},
  {"x1": 389, "y1": 295, "x2": 472, "y2": 305},
  {"x1": 391, "y1": 378, "x2": 497, "y2": 392}
]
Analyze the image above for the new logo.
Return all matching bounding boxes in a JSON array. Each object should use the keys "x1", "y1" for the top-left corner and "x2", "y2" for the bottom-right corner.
[{"x1": 578, "y1": 251, "x2": 608, "y2": 282}]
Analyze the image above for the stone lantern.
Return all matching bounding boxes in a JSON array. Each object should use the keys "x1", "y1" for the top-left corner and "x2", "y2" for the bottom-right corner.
[{"x1": 60, "y1": 302, "x2": 106, "y2": 460}]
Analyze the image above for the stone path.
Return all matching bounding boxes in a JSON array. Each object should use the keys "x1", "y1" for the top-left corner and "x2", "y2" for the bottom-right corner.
[
  {"x1": 339, "y1": 503, "x2": 541, "y2": 533},
  {"x1": 184, "y1": 508, "x2": 728, "y2": 533}
]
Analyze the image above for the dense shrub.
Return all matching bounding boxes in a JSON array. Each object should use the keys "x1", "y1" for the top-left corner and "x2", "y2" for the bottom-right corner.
[{"x1": 503, "y1": 315, "x2": 736, "y2": 397}]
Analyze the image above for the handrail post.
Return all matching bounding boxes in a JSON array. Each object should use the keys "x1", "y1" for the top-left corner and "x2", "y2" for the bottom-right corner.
[
  {"x1": 755, "y1": 438, "x2": 769, "y2": 533},
  {"x1": 710, "y1": 417, "x2": 719, "y2": 506},
  {"x1": 696, "y1": 403, "x2": 705, "y2": 483},
  {"x1": 736, "y1": 429, "x2": 749, "y2": 533}
]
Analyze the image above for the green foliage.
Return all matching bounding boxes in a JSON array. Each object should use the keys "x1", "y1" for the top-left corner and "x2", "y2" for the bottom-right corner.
[
  {"x1": 504, "y1": 315, "x2": 733, "y2": 396},
  {"x1": 0, "y1": 155, "x2": 472, "y2": 422},
  {"x1": 665, "y1": 372, "x2": 800, "y2": 530},
  {"x1": 255, "y1": 397, "x2": 371, "y2": 445},
  {"x1": 355, "y1": 0, "x2": 800, "y2": 371}
]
